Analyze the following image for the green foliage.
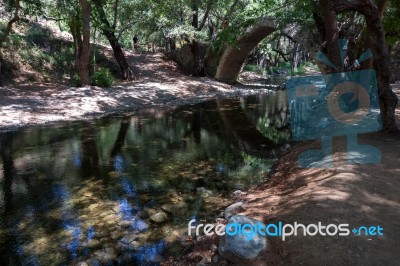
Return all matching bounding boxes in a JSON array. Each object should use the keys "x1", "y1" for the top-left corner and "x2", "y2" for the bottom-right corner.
[
  {"x1": 383, "y1": 0, "x2": 400, "y2": 46},
  {"x1": 91, "y1": 68, "x2": 114, "y2": 87},
  {"x1": 244, "y1": 64, "x2": 258, "y2": 72},
  {"x1": 71, "y1": 73, "x2": 82, "y2": 87}
]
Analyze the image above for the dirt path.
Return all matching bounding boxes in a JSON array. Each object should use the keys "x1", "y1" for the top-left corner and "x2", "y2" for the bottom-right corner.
[
  {"x1": 0, "y1": 50, "x2": 269, "y2": 132},
  {"x1": 242, "y1": 132, "x2": 400, "y2": 265}
]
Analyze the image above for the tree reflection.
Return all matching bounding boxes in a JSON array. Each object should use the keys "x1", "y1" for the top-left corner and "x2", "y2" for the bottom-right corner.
[{"x1": 80, "y1": 123, "x2": 100, "y2": 178}]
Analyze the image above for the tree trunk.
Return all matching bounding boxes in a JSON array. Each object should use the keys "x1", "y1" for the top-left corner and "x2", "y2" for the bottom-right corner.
[
  {"x1": 0, "y1": 0, "x2": 20, "y2": 85},
  {"x1": 291, "y1": 42, "x2": 301, "y2": 72},
  {"x1": 334, "y1": 0, "x2": 399, "y2": 133},
  {"x1": 361, "y1": 2, "x2": 398, "y2": 133},
  {"x1": 319, "y1": 0, "x2": 341, "y2": 73},
  {"x1": 76, "y1": 0, "x2": 90, "y2": 86},
  {"x1": 0, "y1": 0, "x2": 20, "y2": 47},
  {"x1": 92, "y1": 0, "x2": 134, "y2": 80},
  {"x1": 191, "y1": 0, "x2": 205, "y2": 77}
]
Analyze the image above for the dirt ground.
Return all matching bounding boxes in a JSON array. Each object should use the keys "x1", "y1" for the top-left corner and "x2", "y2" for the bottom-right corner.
[
  {"x1": 0, "y1": 50, "x2": 261, "y2": 131},
  {"x1": 242, "y1": 133, "x2": 400, "y2": 265}
]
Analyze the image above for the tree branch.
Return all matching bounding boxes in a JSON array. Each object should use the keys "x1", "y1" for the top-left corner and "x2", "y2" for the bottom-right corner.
[
  {"x1": 377, "y1": 0, "x2": 388, "y2": 18},
  {"x1": 112, "y1": 0, "x2": 119, "y2": 30},
  {"x1": 198, "y1": 2, "x2": 213, "y2": 31},
  {"x1": 333, "y1": 0, "x2": 361, "y2": 13}
]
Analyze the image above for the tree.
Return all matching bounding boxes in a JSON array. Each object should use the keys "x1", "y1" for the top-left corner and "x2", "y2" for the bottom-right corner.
[
  {"x1": 76, "y1": 0, "x2": 90, "y2": 86},
  {"x1": 92, "y1": 0, "x2": 134, "y2": 80},
  {"x1": 333, "y1": 0, "x2": 399, "y2": 133},
  {"x1": 0, "y1": 0, "x2": 21, "y2": 47},
  {"x1": 0, "y1": 0, "x2": 21, "y2": 85}
]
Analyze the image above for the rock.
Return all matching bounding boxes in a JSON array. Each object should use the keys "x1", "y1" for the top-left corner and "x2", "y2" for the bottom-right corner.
[
  {"x1": 197, "y1": 257, "x2": 209, "y2": 266},
  {"x1": 86, "y1": 239, "x2": 101, "y2": 248},
  {"x1": 75, "y1": 262, "x2": 89, "y2": 266},
  {"x1": 150, "y1": 212, "x2": 168, "y2": 224},
  {"x1": 143, "y1": 207, "x2": 157, "y2": 217},
  {"x1": 161, "y1": 201, "x2": 188, "y2": 215},
  {"x1": 219, "y1": 215, "x2": 268, "y2": 264},
  {"x1": 110, "y1": 231, "x2": 122, "y2": 240},
  {"x1": 212, "y1": 254, "x2": 220, "y2": 263},
  {"x1": 88, "y1": 203, "x2": 100, "y2": 211},
  {"x1": 120, "y1": 220, "x2": 132, "y2": 228},
  {"x1": 120, "y1": 234, "x2": 139, "y2": 245},
  {"x1": 94, "y1": 247, "x2": 118, "y2": 262},
  {"x1": 85, "y1": 258, "x2": 101, "y2": 266},
  {"x1": 160, "y1": 203, "x2": 173, "y2": 213},
  {"x1": 196, "y1": 187, "x2": 213, "y2": 198},
  {"x1": 224, "y1": 202, "x2": 245, "y2": 219},
  {"x1": 232, "y1": 190, "x2": 246, "y2": 197}
]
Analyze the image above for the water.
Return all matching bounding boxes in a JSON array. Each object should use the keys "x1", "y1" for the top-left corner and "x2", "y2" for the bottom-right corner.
[{"x1": 0, "y1": 92, "x2": 289, "y2": 265}]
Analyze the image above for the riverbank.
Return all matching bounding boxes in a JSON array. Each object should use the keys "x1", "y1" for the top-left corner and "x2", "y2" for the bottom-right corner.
[
  {"x1": 0, "y1": 52, "x2": 278, "y2": 132},
  {"x1": 172, "y1": 84, "x2": 400, "y2": 265}
]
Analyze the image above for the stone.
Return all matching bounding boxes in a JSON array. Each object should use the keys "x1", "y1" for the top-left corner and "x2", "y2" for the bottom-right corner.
[
  {"x1": 86, "y1": 239, "x2": 101, "y2": 248},
  {"x1": 88, "y1": 203, "x2": 100, "y2": 212},
  {"x1": 110, "y1": 231, "x2": 122, "y2": 240},
  {"x1": 219, "y1": 215, "x2": 268, "y2": 264},
  {"x1": 120, "y1": 234, "x2": 139, "y2": 245},
  {"x1": 150, "y1": 212, "x2": 168, "y2": 223},
  {"x1": 224, "y1": 202, "x2": 245, "y2": 219},
  {"x1": 212, "y1": 254, "x2": 220, "y2": 263},
  {"x1": 196, "y1": 187, "x2": 213, "y2": 198},
  {"x1": 143, "y1": 207, "x2": 157, "y2": 217},
  {"x1": 94, "y1": 247, "x2": 117, "y2": 262},
  {"x1": 232, "y1": 190, "x2": 245, "y2": 197},
  {"x1": 85, "y1": 258, "x2": 101, "y2": 266},
  {"x1": 197, "y1": 257, "x2": 209, "y2": 266},
  {"x1": 161, "y1": 201, "x2": 188, "y2": 215},
  {"x1": 120, "y1": 220, "x2": 132, "y2": 228},
  {"x1": 75, "y1": 262, "x2": 88, "y2": 266}
]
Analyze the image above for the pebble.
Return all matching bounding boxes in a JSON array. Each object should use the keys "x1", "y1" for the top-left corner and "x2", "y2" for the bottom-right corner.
[
  {"x1": 150, "y1": 212, "x2": 168, "y2": 223},
  {"x1": 85, "y1": 258, "x2": 100, "y2": 266},
  {"x1": 86, "y1": 239, "x2": 100, "y2": 248}
]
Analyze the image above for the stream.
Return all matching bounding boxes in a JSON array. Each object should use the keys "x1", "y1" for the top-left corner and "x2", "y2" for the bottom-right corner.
[{"x1": 0, "y1": 92, "x2": 290, "y2": 265}]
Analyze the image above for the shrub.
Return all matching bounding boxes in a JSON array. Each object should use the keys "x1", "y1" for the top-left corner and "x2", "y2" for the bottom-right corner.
[
  {"x1": 71, "y1": 73, "x2": 82, "y2": 87},
  {"x1": 91, "y1": 68, "x2": 114, "y2": 87}
]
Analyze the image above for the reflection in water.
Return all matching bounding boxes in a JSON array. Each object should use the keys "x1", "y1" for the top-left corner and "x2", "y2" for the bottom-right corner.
[{"x1": 0, "y1": 93, "x2": 289, "y2": 265}]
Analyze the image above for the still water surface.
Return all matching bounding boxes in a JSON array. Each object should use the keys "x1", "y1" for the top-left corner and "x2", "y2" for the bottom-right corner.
[{"x1": 0, "y1": 93, "x2": 289, "y2": 265}]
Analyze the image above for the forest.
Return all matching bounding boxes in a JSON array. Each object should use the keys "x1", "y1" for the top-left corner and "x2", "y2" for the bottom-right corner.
[{"x1": 0, "y1": 0, "x2": 399, "y2": 265}]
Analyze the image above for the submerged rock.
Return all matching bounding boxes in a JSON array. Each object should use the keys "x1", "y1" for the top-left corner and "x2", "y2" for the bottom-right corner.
[
  {"x1": 161, "y1": 201, "x2": 188, "y2": 216},
  {"x1": 150, "y1": 212, "x2": 168, "y2": 223},
  {"x1": 219, "y1": 215, "x2": 268, "y2": 264},
  {"x1": 196, "y1": 187, "x2": 213, "y2": 198}
]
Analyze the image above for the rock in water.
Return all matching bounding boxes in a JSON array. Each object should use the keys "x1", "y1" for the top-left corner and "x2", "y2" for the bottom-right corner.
[
  {"x1": 224, "y1": 202, "x2": 245, "y2": 219},
  {"x1": 219, "y1": 215, "x2": 268, "y2": 264},
  {"x1": 196, "y1": 187, "x2": 213, "y2": 198},
  {"x1": 150, "y1": 212, "x2": 168, "y2": 223}
]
